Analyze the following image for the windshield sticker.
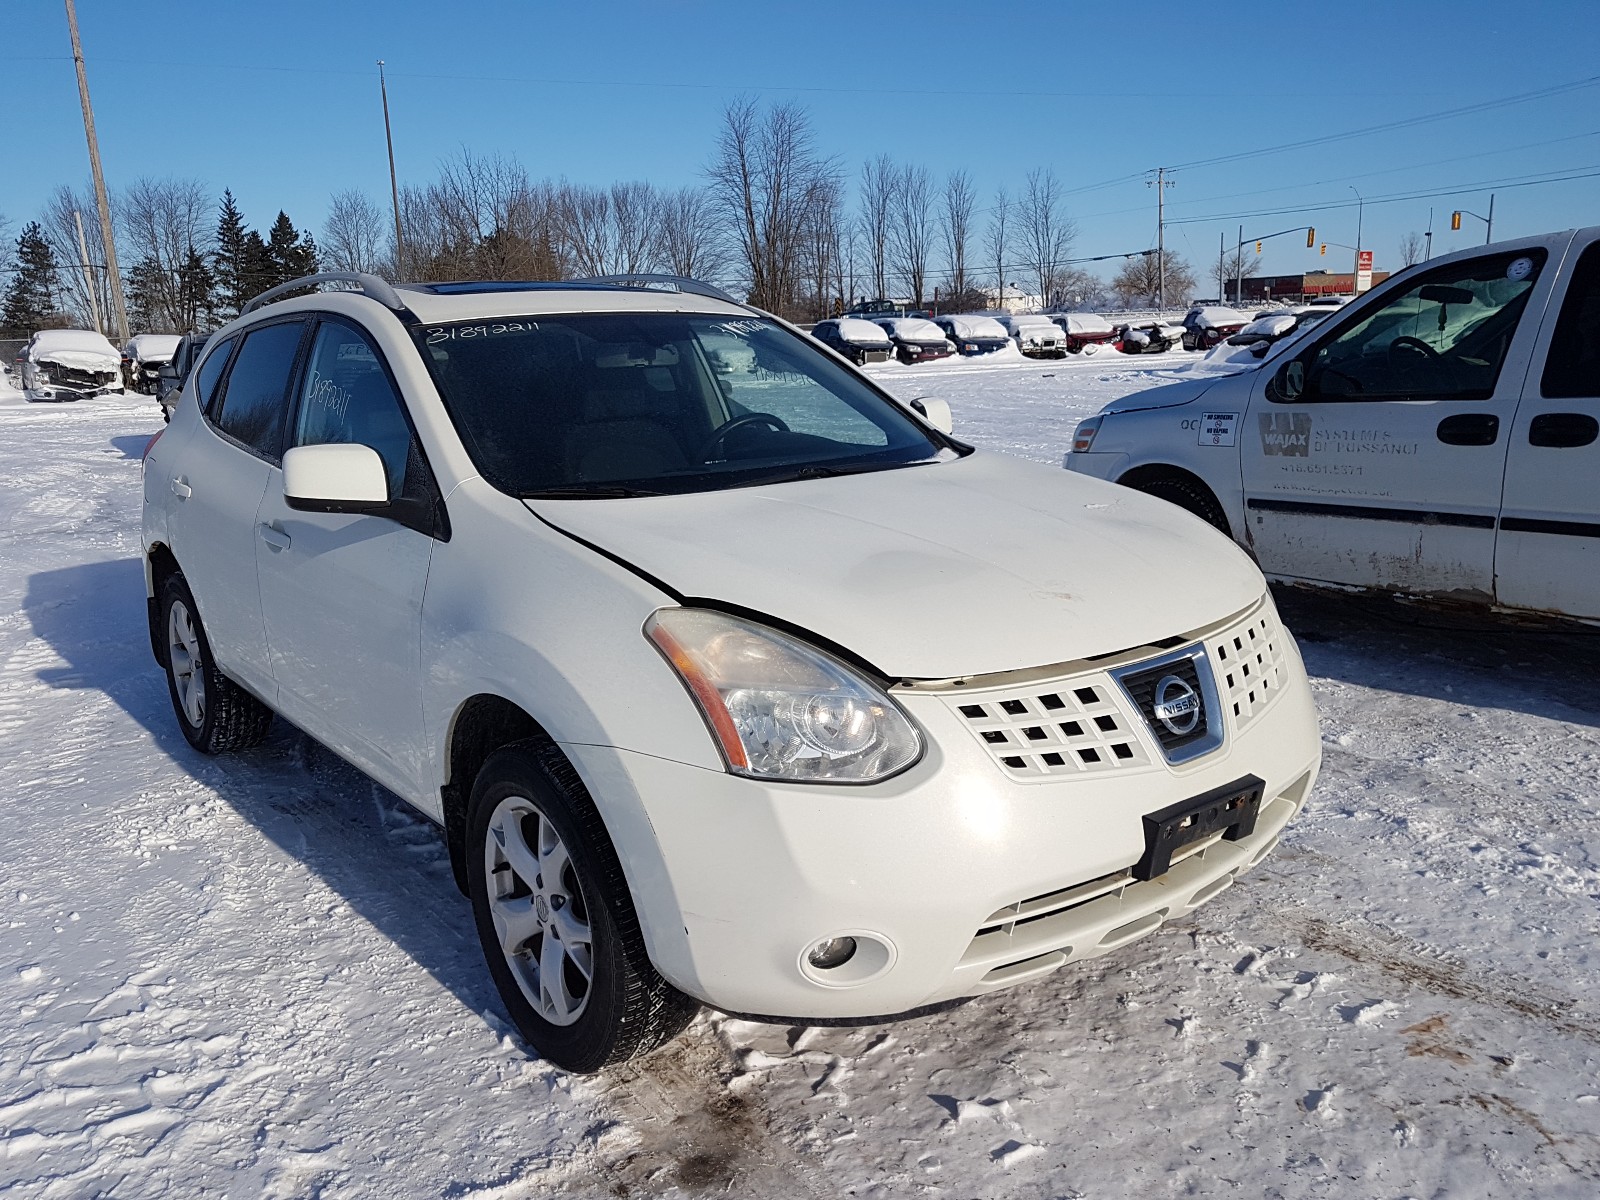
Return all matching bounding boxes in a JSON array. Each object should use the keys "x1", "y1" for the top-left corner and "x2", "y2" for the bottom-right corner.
[
  {"x1": 708, "y1": 319, "x2": 768, "y2": 339},
  {"x1": 1259, "y1": 412, "x2": 1311, "y2": 457},
  {"x1": 1196, "y1": 411, "x2": 1239, "y2": 447},
  {"x1": 424, "y1": 321, "x2": 538, "y2": 345}
]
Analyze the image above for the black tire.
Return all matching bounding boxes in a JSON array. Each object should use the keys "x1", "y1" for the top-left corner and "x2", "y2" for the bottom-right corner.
[
  {"x1": 1134, "y1": 475, "x2": 1231, "y2": 536},
  {"x1": 158, "y1": 573, "x2": 274, "y2": 754},
  {"x1": 467, "y1": 741, "x2": 698, "y2": 1073}
]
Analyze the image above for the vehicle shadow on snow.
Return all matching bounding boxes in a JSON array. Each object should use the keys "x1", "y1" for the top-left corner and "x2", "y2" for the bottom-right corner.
[
  {"x1": 22, "y1": 556, "x2": 504, "y2": 1025},
  {"x1": 1272, "y1": 584, "x2": 1600, "y2": 728},
  {"x1": 109, "y1": 433, "x2": 157, "y2": 460}
]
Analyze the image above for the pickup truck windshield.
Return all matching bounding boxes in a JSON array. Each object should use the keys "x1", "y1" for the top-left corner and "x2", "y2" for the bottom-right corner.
[{"x1": 414, "y1": 313, "x2": 945, "y2": 497}]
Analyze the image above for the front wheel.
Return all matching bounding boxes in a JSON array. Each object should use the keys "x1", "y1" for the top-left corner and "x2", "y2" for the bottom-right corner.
[
  {"x1": 467, "y1": 742, "x2": 698, "y2": 1073},
  {"x1": 1133, "y1": 475, "x2": 1231, "y2": 536},
  {"x1": 159, "y1": 573, "x2": 274, "y2": 753}
]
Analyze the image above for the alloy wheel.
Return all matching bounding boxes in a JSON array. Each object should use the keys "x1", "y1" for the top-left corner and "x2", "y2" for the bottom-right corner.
[{"x1": 167, "y1": 599, "x2": 206, "y2": 728}]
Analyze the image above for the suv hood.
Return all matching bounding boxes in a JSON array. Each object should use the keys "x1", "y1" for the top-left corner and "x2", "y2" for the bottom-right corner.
[{"x1": 526, "y1": 453, "x2": 1262, "y2": 679}]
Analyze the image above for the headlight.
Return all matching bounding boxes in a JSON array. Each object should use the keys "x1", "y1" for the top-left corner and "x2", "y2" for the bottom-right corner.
[
  {"x1": 1072, "y1": 415, "x2": 1103, "y2": 452},
  {"x1": 646, "y1": 608, "x2": 923, "y2": 784}
]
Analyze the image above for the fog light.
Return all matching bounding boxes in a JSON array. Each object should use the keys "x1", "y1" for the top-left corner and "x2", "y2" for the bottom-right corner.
[{"x1": 806, "y1": 936, "x2": 857, "y2": 970}]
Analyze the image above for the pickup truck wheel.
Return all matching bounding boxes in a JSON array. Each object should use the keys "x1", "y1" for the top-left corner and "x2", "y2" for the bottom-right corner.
[
  {"x1": 467, "y1": 742, "x2": 698, "y2": 1073},
  {"x1": 1132, "y1": 475, "x2": 1231, "y2": 536},
  {"x1": 160, "y1": 574, "x2": 274, "y2": 754}
]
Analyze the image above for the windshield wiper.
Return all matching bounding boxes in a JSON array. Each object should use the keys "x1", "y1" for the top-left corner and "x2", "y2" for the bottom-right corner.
[
  {"x1": 522, "y1": 484, "x2": 665, "y2": 499},
  {"x1": 739, "y1": 459, "x2": 940, "y2": 488}
]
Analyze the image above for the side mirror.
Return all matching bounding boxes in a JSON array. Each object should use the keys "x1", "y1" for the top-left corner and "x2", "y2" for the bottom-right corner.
[
  {"x1": 1276, "y1": 359, "x2": 1305, "y2": 399},
  {"x1": 908, "y1": 395, "x2": 954, "y2": 434},
  {"x1": 282, "y1": 443, "x2": 389, "y2": 513},
  {"x1": 1248, "y1": 340, "x2": 1273, "y2": 359},
  {"x1": 157, "y1": 363, "x2": 178, "y2": 381}
]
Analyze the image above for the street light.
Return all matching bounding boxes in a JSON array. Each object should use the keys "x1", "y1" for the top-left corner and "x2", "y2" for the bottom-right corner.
[{"x1": 1349, "y1": 186, "x2": 1364, "y2": 294}]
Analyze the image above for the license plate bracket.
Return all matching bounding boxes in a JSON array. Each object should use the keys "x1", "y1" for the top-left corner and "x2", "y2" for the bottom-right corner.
[{"x1": 1134, "y1": 774, "x2": 1263, "y2": 881}]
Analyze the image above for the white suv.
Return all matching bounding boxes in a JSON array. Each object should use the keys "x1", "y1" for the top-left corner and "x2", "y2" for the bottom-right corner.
[{"x1": 141, "y1": 272, "x2": 1321, "y2": 1072}]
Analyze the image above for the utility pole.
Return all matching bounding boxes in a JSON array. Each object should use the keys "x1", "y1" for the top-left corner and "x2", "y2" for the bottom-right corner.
[
  {"x1": 1218, "y1": 231, "x2": 1225, "y2": 305},
  {"x1": 72, "y1": 209, "x2": 104, "y2": 336},
  {"x1": 1425, "y1": 207, "x2": 1434, "y2": 261},
  {"x1": 1485, "y1": 193, "x2": 1495, "y2": 245},
  {"x1": 1148, "y1": 168, "x2": 1175, "y2": 312},
  {"x1": 379, "y1": 60, "x2": 405, "y2": 278},
  {"x1": 1236, "y1": 224, "x2": 1244, "y2": 305},
  {"x1": 65, "y1": 0, "x2": 128, "y2": 341}
]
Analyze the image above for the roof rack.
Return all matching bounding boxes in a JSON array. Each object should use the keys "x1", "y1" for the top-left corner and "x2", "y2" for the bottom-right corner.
[
  {"x1": 579, "y1": 273, "x2": 744, "y2": 306},
  {"x1": 241, "y1": 271, "x2": 407, "y2": 315}
]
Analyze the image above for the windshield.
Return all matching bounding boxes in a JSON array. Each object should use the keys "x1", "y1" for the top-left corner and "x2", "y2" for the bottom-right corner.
[{"x1": 414, "y1": 313, "x2": 948, "y2": 497}]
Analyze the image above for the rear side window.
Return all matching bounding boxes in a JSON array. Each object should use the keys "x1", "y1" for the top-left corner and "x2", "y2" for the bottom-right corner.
[
  {"x1": 212, "y1": 322, "x2": 305, "y2": 460},
  {"x1": 194, "y1": 336, "x2": 235, "y2": 417},
  {"x1": 1542, "y1": 242, "x2": 1600, "y2": 398}
]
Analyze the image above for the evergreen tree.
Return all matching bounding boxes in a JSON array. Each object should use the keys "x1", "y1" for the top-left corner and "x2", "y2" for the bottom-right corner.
[
  {"x1": 0, "y1": 222, "x2": 59, "y2": 337},
  {"x1": 177, "y1": 247, "x2": 217, "y2": 331},
  {"x1": 265, "y1": 211, "x2": 318, "y2": 285},
  {"x1": 125, "y1": 254, "x2": 166, "y2": 332},
  {"x1": 213, "y1": 189, "x2": 249, "y2": 318},
  {"x1": 241, "y1": 230, "x2": 273, "y2": 304}
]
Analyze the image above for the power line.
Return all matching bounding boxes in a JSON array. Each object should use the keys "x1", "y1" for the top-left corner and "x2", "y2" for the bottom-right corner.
[{"x1": 1165, "y1": 164, "x2": 1600, "y2": 227}]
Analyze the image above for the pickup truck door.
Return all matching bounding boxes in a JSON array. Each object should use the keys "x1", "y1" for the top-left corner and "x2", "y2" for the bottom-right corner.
[
  {"x1": 1239, "y1": 241, "x2": 1561, "y2": 601},
  {"x1": 1496, "y1": 231, "x2": 1600, "y2": 619}
]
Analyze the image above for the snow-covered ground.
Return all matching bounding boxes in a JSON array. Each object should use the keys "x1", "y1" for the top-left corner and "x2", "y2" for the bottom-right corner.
[{"x1": 3, "y1": 353, "x2": 1599, "y2": 1198}]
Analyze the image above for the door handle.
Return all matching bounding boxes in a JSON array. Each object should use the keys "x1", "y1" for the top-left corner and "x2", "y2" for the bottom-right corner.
[
  {"x1": 1436, "y1": 413, "x2": 1499, "y2": 446},
  {"x1": 257, "y1": 524, "x2": 291, "y2": 551},
  {"x1": 170, "y1": 475, "x2": 191, "y2": 499},
  {"x1": 1528, "y1": 412, "x2": 1599, "y2": 448}
]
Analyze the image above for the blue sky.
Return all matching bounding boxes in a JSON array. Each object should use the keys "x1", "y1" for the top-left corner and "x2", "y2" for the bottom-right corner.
[{"x1": 5, "y1": 0, "x2": 1598, "y2": 288}]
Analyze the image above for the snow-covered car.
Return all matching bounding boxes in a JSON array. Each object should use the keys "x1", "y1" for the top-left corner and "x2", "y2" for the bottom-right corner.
[
  {"x1": 932, "y1": 314, "x2": 1011, "y2": 356},
  {"x1": 122, "y1": 333, "x2": 182, "y2": 394},
  {"x1": 1048, "y1": 312, "x2": 1119, "y2": 354},
  {"x1": 1180, "y1": 307, "x2": 1250, "y2": 352},
  {"x1": 19, "y1": 329, "x2": 124, "y2": 401},
  {"x1": 1116, "y1": 320, "x2": 1185, "y2": 354},
  {"x1": 1067, "y1": 227, "x2": 1600, "y2": 622},
  {"x1": 811, "y1": 317, "x2": 894, "y2": 365},
  {"x1": 142, "y1": 270, "x2": 1320, "y2": 1073},
  {"x1": 1224, "y1": 309, "x2": 1334, "y2": 353},
  {"x1": 873, "y1": 316, "x2": 955, "y2": 364},
  {"x1": 993, "y1": 313, "x2": 1067, "y2": 358}
]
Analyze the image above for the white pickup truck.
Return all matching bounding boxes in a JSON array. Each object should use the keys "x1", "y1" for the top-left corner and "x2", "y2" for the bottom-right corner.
[{"x1": 1066, "y1": 227, "x2": 1600, "y2": 622}]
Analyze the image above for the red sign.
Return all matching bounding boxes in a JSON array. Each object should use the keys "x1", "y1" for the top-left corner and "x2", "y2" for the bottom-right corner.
[{"x1": 1357, "y1": 250, "x2": 1374, "y2": 271}]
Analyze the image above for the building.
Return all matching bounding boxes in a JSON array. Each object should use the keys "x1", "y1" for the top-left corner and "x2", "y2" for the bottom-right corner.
[{"x1": 1233, "y1": 268, "x2": 1391, "y2": 304}]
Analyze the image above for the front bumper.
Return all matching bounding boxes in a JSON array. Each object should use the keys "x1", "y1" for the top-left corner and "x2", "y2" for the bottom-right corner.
[{"x1": 564, "y1": 599, "x2": 1321, "y2": 1020}]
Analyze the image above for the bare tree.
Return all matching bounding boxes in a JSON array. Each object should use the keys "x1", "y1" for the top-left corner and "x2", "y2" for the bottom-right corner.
[
  {"x1": 705, "y1": 97, "x2": 838, "y2": 316},
  {"x1": 322, "y1": 189, "x2": 388, "y2": 275},
  {"x1": 115, "y1": 176, "x2": 212, "y2": 330},
  {"x1": 608, "y1": 181, "x2": 661, "y2": 275},
  {"x1": 41, "y1": 184, "x2": 120, "y2": 331},
  {"x1": 984, "y1": 187, "x2": 1011, "y2": 309},
  {"x1": 1113, "y1": 250, "x2": 1195, "y2": 307},
  {"x1": 1018, "y1": 168, "x2": 1077, "y2": 308},
  {"x1": 1399, "y1": 231, "x2": 1425, "y2": 267},
  {"x1": 939, "y1": 170, "x2": 976, "y2": 299},
  {"x1": 889, "y1": 164, "x2": 934, "y2": 307},
  {"x1": 656, "y1": 186, "x2": 724, "y2": 281},
  {"x1": 410, "y1": 149, "x2": 563, "y2": 281},
  {"x1": 1211, "y1": 244, "x2": 1261, "y2": 299},
  {"x1": 799, "y1": 175, "x2": 845, "y2": 319},
  {"x1": 557, "y1": 184, "x2": 616, "y2": 277},
  {"x1": 0, "y1": 211, "x2": 14, "y2": 280},
  {"x1": 857, "y1": 154, "x2": 896, "y2": 301}
]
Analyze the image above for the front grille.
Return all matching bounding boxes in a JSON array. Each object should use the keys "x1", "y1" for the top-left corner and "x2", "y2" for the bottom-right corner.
[
  {"x1": 1115, "y1": 654, "x2": 1210, "y2": 755},
  {"x1": 1207, "y1": 607, "x2": 1288, "y2": 731},
  {"x1": 941, "y1": 600, "x2": 1289, "y2": 780},
  {"x1": 948, "y1": 678, "x2": 1152, "y2": 779}
]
